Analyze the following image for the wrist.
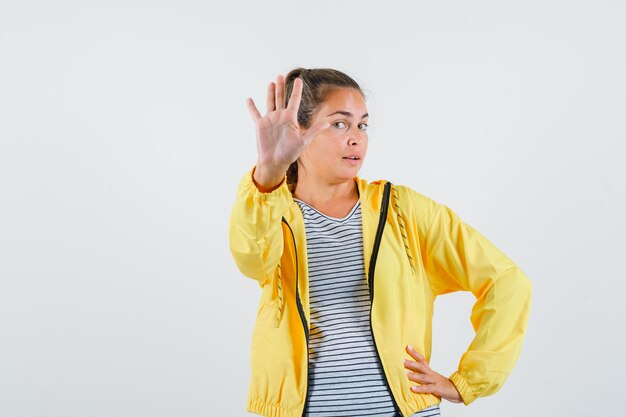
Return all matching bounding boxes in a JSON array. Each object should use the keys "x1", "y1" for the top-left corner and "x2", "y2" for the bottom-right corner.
[
  {"x1": 252, "y1": 164, "x2": 287, "y2": 193},
  {"x1": 448, "y1": 371, "x2": 476, "y2": 405}
]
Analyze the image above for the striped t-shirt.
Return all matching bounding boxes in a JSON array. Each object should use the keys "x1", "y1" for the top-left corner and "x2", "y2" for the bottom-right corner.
[{"x1": 294, "y1": 198, "x2": 441, "y2": 417}]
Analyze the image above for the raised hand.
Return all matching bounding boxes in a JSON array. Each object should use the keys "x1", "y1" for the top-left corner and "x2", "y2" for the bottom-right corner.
[
  {"x1": 403, "y1": 345, "x2": 463, "y2": 404},
  {"x1": 246, "y1": 74, "x2": 329, "y2": 192}
]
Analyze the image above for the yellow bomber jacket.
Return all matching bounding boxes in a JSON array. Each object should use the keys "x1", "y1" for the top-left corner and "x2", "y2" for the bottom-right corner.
[{"x1": 229, "y1": 167, "x2": 532, "y2": 417}]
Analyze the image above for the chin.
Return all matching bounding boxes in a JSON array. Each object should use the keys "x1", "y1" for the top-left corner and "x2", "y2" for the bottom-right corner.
[{"x1": 341, "y1": 167, "x2": 362, "y2": 179}]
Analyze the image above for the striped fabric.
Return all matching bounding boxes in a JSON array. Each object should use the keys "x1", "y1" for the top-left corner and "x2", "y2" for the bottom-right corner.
[{"x1": 294, "y1": 198, "x2": 441, "y2": 417}]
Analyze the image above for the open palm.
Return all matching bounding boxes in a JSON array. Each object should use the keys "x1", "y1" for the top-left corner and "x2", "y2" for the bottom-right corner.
[{"x1": 246, "y1": 75, "x2": 329, "y2": 188}]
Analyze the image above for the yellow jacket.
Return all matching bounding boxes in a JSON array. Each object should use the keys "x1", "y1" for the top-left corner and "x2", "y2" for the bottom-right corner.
[{"x1": 229, "y1": 167, "x2": 532, "y2": 417}]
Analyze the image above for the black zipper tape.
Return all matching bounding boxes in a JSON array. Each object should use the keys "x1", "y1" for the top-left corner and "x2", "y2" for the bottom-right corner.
[{"x1": 368, "y1": 182, "x2": 404, "y2": 417}]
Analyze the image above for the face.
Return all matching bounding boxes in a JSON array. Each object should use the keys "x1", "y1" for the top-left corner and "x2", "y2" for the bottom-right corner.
[{"x1": 299, "y1": 88, "x2": 369, "y2": 184}]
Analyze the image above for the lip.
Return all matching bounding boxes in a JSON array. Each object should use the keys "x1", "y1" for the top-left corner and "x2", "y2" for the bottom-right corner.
[{"x1": 342, "y1": 156, "x2": 361, "y2": 165}]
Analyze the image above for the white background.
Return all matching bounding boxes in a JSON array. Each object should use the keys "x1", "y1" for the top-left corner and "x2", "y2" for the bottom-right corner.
[{"x1": 1, "y1": 1, "x2": 624, "y2": 416}]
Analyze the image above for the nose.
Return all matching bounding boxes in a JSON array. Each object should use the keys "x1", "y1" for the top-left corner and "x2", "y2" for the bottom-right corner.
[{"x1": 347, "y1": 126, "x2": 364, "y2": 146}]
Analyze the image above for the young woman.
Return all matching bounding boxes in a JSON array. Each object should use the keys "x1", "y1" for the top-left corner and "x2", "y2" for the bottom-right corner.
[{"x1": 229, "y1": 68, "x2": 532, "y2": 417}]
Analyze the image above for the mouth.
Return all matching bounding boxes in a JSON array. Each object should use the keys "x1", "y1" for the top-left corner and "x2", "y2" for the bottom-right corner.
[{"x1": 342, "y1": 155, "x2": 361, "y2": 166}]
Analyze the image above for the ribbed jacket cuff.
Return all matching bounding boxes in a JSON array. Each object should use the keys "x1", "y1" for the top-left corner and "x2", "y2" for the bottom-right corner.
[
  {"x1": 245, "y1": 165, "x2": 289, "y2": 199},
  {"x1": 449, "y1": 370, "x2": 477, "y2": 405}
]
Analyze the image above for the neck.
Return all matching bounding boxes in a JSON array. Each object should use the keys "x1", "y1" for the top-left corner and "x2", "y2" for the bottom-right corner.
[{"x1": 293, "y1": 172, "x2": 358, "y2": 206}]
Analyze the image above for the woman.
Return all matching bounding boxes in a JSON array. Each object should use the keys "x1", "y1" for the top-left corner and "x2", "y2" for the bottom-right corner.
[{"x1": 229, "y1": 68, "x2": 532, "y2": 417}]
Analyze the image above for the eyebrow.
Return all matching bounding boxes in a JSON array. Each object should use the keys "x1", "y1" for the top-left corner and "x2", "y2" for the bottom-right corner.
[{"x1": 326, "y1": 110, "x2": 369, "y2": 119}]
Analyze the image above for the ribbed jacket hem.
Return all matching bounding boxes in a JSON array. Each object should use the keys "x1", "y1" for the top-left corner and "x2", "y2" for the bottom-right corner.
[
  {"x1": 247, "y1": 399, "x2": 301, "y2": 417},
  {"x1": 247, "y1": 397, "x2": 442, "y2": 417},
  {"x1": 401, "y1": 394, "x2": 442, "y2": 417}
]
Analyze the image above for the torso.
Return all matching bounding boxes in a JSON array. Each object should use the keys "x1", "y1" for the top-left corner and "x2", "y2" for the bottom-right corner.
[{"x1": 294, "y1": 198, "x2": 399, "y2": 416}]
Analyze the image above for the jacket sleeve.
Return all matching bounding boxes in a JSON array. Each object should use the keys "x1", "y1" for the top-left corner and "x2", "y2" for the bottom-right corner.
[
  {"x1": 423, "y1": 202, "x2": 532, "y2": 405},
  {"x1": 228, "y1": 166, "x2": 292, "y2": 287}
]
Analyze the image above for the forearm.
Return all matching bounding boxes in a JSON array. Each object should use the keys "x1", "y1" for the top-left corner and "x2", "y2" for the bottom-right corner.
[
  {"x1": 451, "y1": 265, "x2": 533, "y2": 404},
  {"x1": 229, "y1": 166, "x2": 291, "y2": 286}
]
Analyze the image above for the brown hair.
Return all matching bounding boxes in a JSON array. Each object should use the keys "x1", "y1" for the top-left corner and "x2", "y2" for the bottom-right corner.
[{"x1": 284, "y1": 67, "x2": 365, "y2": 190}]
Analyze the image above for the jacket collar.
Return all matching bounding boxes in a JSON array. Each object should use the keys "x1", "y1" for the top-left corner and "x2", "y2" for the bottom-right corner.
[
  {"x1": 286, "y1": 175, "x2": 383, "y2": 215},
  {"x1": 283, "y1": 174, "x2": 388, "y2": 280}
]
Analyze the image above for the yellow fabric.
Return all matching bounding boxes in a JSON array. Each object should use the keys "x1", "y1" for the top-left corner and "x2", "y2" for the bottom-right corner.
[{"x1": 229, "y1": 166, "x2": 532, "y2": 417}]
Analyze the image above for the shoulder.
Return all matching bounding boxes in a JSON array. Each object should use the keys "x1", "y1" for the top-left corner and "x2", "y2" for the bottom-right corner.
[
  {"x1": 392, "y1": 183, "x2": 437, "y2": 209},
  {"x1": 357, "y1": 176, "x2": 441, "y2": 224}
]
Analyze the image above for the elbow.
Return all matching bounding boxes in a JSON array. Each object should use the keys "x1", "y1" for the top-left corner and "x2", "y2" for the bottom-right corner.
[
  {"x1": 229, "y1": 232, "x2": 267, "y2": 287},
  {"x1": 513, "y1": 265, "x2": 533, "y2": 306},
  {"x1": 501, "y1": 264, "x2": 532, "y2": 301}
]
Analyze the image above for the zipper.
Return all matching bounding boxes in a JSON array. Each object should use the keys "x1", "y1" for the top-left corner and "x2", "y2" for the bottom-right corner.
[
  {"x1": 368, "y1": 182, "x2": 404, "y2": 417},
  {"x1": 281, "y1": 217, "x2": 310, "y2": 417}
]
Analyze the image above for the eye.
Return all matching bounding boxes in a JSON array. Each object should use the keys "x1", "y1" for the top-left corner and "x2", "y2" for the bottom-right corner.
[
  {"x1": 359, "y1": 123, "x2": 369, "y2": 131},
  {"x1": 333, "y1": 121, "x2": 347, "y2": 129}
]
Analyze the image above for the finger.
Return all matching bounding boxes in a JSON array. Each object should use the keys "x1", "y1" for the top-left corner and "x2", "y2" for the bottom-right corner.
[
  {"x1": 410, "y1": 384, "x2": 442, "y2": 397},
  {"x1": 403, "y1": 359, "x2": 427, "y2": 374},
  {"x1": 405, "y1": 371, "x2": 432, "y2": 385},
  {"x1": 406, "y1": 345, "x2": 426, "y2": 363},
  {"x1": 275, "y1": 74, "x2": 285, "y2": 109},
  {"x1": 246, "y1": 98, "x2": 262, "y2": 122},
  {"x1": 265, "y1": 82, "x2": 276, "y2": 113},
  {"x1": 287, "y1": 77, "x2": 303, "y2": 112}
]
